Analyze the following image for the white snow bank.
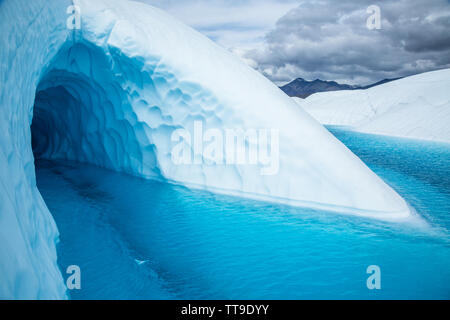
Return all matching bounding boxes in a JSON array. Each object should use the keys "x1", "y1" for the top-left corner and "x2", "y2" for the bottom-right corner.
[
  {"x1": 1, "y1": 0, "x2": 410, "y2": 299},
  {"x1": 296, "y1": 69, "x2": 450, "y2": 143}
]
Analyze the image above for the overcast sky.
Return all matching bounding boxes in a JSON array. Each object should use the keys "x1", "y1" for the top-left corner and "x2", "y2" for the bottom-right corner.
[{"x1": 139, "y1": 0, "x2": 450, "y2": 85}]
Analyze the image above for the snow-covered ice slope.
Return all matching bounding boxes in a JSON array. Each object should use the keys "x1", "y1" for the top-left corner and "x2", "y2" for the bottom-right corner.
[
  {"x1": 296, "y1": 69, "x2": 450, "y2": 143},
  {"x1": 1, "y1": 0, "x2": 410, "y2": 299}
]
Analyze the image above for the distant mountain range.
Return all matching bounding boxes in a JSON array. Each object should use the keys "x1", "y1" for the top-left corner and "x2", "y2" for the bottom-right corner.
[{"x1": 280, "y1": 77, "x2": 402, "y2": 98}]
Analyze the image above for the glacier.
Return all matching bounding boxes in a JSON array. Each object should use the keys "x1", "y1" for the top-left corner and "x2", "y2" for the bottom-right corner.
[
  {"x1": 0, "y1": 0, "x2": 411, "y2": 299},
  {"x1": 295, "y1": 69, "x2": 450, "y2": 143}
]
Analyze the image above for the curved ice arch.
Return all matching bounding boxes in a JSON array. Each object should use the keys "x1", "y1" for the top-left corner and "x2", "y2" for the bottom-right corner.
[
  {"x1": 38, "y1": 0, "x2": 410, "y2": 217},
  {"x1": 0, "y1": 0, "x2": 410, "y2": 299}
]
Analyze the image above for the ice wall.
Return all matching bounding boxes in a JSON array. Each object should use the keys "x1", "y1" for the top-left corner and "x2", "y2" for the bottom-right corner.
[
  {"x1": 1, "y1": 0, "x2": 411, "y2": 299},
  {"x1": 0, "y1": 0, "x2": 70, "y2": 299}
]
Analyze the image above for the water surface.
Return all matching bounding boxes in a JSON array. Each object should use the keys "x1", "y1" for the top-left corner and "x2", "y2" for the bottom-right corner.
[{"x1": 35, "y1": 128, "x2": 450, "y2": 299}]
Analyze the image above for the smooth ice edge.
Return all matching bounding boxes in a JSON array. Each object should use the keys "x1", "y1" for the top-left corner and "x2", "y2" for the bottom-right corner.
[
  {"x1": 295, "y1": 69, "x2": 450, "y2": 143},
  {"x1": 0, "y1": 0, "x2": 411, "y2": 299}
]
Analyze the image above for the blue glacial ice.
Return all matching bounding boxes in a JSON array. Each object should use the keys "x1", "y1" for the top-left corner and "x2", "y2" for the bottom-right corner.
[{"x1": 0, "y1": 0, "x2": 411, "y2": 299}]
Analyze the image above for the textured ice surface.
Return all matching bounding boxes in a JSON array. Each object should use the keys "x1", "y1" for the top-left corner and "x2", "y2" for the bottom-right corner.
[
  {"x1": 296, "y1": 69, "x2": 450, "y2": 143},
  {"x1": 1, "y1": 0, "x2": 410, "y2": 299}
]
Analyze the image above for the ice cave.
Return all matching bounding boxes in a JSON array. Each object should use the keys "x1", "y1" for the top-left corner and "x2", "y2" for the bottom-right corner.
[{"x1": 0, "y1": 0, "x2": 413, "y2": 299}]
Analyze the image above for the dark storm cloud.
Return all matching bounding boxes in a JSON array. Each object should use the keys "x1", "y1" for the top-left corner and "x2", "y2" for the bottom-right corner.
[{"x1": 246, "y1": 0, "x2": 450, "y2": 84}]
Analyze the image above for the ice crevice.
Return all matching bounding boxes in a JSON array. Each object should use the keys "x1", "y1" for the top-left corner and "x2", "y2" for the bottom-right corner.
[{"x1": 0, "y1": 0, "x2": 412, "y2": 299}]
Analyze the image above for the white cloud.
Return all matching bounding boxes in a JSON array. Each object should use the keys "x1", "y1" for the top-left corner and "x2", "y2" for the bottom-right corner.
[
  {"x1": 136, "y1": 0, "x2": 450, "y2": 85},
  {"x1": 137, "y1": 0, "x2": 298, "y2": 49}
]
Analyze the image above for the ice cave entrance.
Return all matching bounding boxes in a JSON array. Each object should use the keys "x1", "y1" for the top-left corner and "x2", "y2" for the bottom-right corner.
[{"x1": 30, "y1": 41, "x2": 157, "y2": 177}]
